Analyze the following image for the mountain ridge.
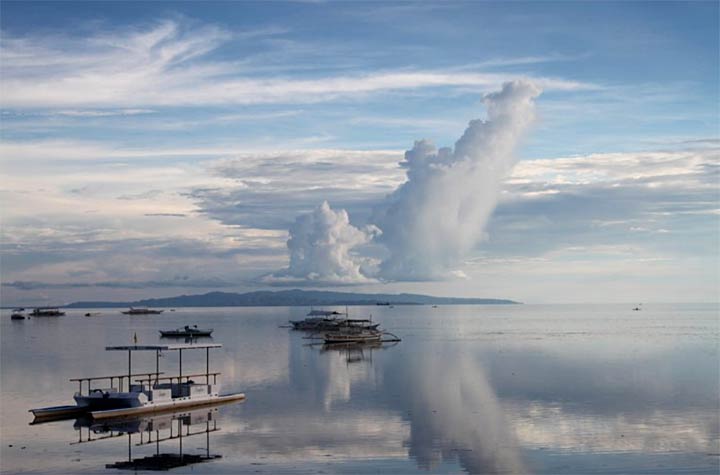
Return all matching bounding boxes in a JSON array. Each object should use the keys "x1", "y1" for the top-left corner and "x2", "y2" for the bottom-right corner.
[{"x1": 65, "y1": 289, "x2": 520, "y2": 308}]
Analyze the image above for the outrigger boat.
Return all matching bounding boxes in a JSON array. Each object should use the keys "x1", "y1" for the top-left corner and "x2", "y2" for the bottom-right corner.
[
  {"x1": 290, "y1": 316, "x2": 380, "y2": 332},
  {"x1": 122, "y1": 307, "x2": 163, "y2": 315},
  {"x1": 160, "y1": 325, "x2": 213, "y2": 338},
  {"x1": 30, "y1": 343, "x2": 244, "y2": 422},
  {"x1": 324, "y1": 328, "x2": 384, "y2": 344},
  {"x1": 306, "y1": 309, "x2": 345, "y2": 317},
  {"x1": 30, "y1": 307, "x2": 65, "y2": 316}
]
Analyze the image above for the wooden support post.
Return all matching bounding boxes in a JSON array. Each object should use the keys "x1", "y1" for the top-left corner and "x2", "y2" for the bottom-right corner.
[
  {"x1": 127, "y1": 350, "x2": 132, "y2": 390},
  {"x1": 178, "y1": 418, "x2": 183, "y2": 460},
  {"x1": 155, "y1": 350, "x2": 160, "y2": 386}
]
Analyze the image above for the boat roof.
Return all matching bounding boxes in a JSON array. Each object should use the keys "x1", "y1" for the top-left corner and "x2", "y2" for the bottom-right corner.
[{"x1": 106, "y1": 343, "x2": 222, "y2": 351}]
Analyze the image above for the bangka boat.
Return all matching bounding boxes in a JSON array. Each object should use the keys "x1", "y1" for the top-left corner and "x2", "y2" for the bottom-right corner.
[
  {"x1": 306, "y1": 309, "x2": 345, "y2": 317},
  {"x1": 290, "y1": 313, "x2": 380, "y2": 332},
  {"x1": 30, "y1": 342, "x2": 245, "y2": 422},
  {"x1": 122, "y1": 307, "x2": 164, "y2": 315},
  {"x1": 289, "y1": 316, "x2": 336, "y2": 331},
  {"x1": 324, "y1": 328, "x2": 384, "y2": 344},
  {"x1": 30, "y1": 307, "x2": 65, "y2": 316},
  {"x1": 160, "y1": 325, "x2": 213, "y2": 338}
]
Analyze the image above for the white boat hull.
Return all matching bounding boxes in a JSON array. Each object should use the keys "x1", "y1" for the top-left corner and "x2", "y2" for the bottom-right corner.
[{"x1": 91, "y1": 393, "x2": 246, "y2": 419}]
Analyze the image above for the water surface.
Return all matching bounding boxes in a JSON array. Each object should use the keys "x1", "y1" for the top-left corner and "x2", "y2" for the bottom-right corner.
[{"x1": 1, "y1": 304, "x2": 718, "y2": 474}]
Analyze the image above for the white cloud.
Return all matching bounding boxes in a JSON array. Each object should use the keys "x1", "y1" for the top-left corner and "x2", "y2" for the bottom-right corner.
[
  {"x1": 372, "y1": 80, "x2": 542, "y2": 280},
  {"x1": 0, "y1": 19, "x2": 595, "y2": 109},
  {"x1": 265, "y1": 201, "x2": 380, "y2": 284}
]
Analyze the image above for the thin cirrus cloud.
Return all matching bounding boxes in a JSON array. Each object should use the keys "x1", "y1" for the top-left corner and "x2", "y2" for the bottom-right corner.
[{"x1": 0, "y1": 19, "x2": 597, "y2": 109}]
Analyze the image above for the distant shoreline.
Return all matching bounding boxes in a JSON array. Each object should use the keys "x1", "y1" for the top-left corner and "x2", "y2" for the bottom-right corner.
[{"x1": 9, "y1": 289, "x2": 521, "y2": 309}]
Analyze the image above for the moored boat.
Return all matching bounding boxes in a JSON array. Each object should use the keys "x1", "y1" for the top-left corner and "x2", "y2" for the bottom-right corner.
[
  {"x1": 324, "y1": 328, "x2": 383, "y2": 344},
  {"x1": 30, "y1": 307, "x2": 65, "y2": 316},
  {"x1": 306, "y1": 309, "x2": 344, "y2": 317},
  {"x1": 289, "y1": 314, "x2": 379, "y2": 332},
  {"x1": 122, "y1": 307, "x2": 164, "y2": 315},
  {"x1": 30, "y1": 342, "x2": 245, "y2": 422}
]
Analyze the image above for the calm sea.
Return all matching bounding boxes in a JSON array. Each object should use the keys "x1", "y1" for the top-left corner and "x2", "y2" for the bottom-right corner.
[{"x1": 1, "y1": 304, "x2": 718, "y2": 474}]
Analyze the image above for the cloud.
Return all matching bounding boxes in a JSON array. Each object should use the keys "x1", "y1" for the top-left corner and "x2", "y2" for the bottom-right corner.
[
  {"x1": 265, "y1": 81, "x2": 542, "y2": 283},
  {"x1": 372, "y1": 80, "x2": 542, "y2": 280},
  {"x1": 264, "y1": 201, "x2": 380, "y2": 284},
  {"x1": 0, "y1": 19, "x2": 594, "y2": 109},
  {"x1": 143, "y1": 213, "x2": 187, "y2": 217},
  {"x1": 481, "y1": 146, "x2": 720, "y2": 259},
  {"x1": 2, "y1": 277, "x2": 235, "y2": 290}
]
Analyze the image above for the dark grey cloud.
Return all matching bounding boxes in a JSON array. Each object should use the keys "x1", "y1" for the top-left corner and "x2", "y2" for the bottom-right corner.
[{"x1": 188, "y1": 186, "x2": 389, "y2": 230}]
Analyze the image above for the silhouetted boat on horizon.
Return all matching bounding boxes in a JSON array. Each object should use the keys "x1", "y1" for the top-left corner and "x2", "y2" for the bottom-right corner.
[{"x1": 122, "y1": 307, "x2": 163, "y2": 315}]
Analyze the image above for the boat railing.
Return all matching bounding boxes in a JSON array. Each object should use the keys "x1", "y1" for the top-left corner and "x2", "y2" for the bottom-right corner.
[
  {"x1": 134, "y1": 372, "x2": 222, "y2": 386},
  {"x1": 70, "y1": 372, "x2": 164, "y2": 395}
]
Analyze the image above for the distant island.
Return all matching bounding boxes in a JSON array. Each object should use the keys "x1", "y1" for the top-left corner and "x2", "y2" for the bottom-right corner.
[{"x1": 65, "y1": 289, "x2": 519, "y2": 308}]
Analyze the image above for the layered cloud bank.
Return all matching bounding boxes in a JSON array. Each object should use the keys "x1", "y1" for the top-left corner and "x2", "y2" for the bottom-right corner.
[{"x1": 272, "y1": 81, "x2": 541, "y2": 283}]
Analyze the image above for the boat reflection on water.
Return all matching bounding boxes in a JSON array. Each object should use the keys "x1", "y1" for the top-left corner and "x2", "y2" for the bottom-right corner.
[
  {"x1": 37, "y1": 402, "x2": 241, "y2": 471},
  {"x1": 319, "y1": 341, "x2": 399, "y2": 364}
]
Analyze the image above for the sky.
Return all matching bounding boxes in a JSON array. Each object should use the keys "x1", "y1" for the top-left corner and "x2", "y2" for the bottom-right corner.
[{"x1": 0, "y1": 1, "x2": 718, "y2": 305}]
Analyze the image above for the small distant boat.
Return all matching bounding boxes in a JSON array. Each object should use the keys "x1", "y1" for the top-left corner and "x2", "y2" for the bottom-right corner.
[
  {"x1": 632, "y1": 304, "x2": 643, "y2": 311},
  {"x1": 122, "y1": 307, "x2": 163, "y2": 315},
  {"x1": 84, "y1": 312, "x2": 101, "y2": 317},
  {"x1": 30, "y1": 307, "x2": 65, "y2": 316},
  {"x1": 160, "y1": 325, "x2": 213, "y2": 338},
  {"x1": 11, "y1": 308, "x2": 26, "y2": 320}
]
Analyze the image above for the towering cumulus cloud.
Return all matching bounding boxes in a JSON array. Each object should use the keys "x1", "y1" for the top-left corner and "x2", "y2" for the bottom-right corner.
[
  {"x1": 373, "y1": 80, "x2": 541, "y2": 280},
  {"x1": 268, "y1": 201, "x2": 380, "y2": 284},
  {"x1": 271, "y1": 81, "x2": 540, "y2": 284}
]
